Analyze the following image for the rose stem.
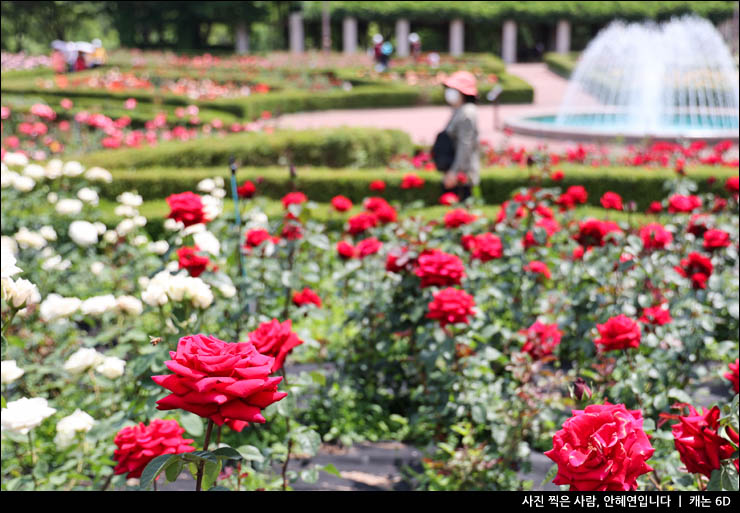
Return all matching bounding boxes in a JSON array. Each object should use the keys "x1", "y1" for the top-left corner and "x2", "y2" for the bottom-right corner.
[
  {"x1": 195, "y1": 419, "x2": 215, "y2": 491},
  {"x1": 100, "y1": 472, "x2": 114, "y2": 491},
  {"x1": 280, "y1": 367, "x2": 293, "y2": 491},
  {"x1": 28, "y1": 431, "x2": 38, "y2": 489}
]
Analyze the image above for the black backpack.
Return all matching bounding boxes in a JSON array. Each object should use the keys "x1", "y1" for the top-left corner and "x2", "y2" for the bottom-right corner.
[{"x1": 431, "y1": 130, "x2": 455, "y2": 172}]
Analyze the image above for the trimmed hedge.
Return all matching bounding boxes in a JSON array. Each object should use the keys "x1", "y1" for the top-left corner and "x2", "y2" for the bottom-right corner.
[
  {"x1": 97, "y1": 164, "x2": 738, "y2": 211},
  {"x1": 543, "y1": 52, "x2": 579, "y2": 79},
  {"x1": 79, "y1": 128, "x2": 414, "y2": 170}
]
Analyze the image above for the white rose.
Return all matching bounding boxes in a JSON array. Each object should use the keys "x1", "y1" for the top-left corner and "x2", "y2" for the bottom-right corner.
[
  {"x1": 40, "y1": 294, "x2": 81, "y2": 322},
  {"x1": 14, "y1": 228, "x2": 47, "y2": 250},
  {"x1": 132, "y1": 235, "x2": 148, "y2": 246},
  {"x1": 94, "y1": 222, "x2": 107, "y2": 235},
  {"x1": 22, "y1": 164, "x2": 46, "y2": 179},
  {"x1": 62, "y1": 161, "x2": 84, "y2": 177},
  {"x1": 1, "y1": 248, "x2": 22, "y2": 278},
  {"x1": 218, "y1": 283, "x2": 236, "y2": 298},
  {"x1": 1, "y1": 360, "x2": 25, "y2": 384},
  {"x1": 211, "y1": 188, "x2": 226, "y2": 199},
  {"x1": 54, "y1": 409, "x2": 95, "y2": 448},
  {"x1": 3, "y1": 152, "x2": 29, "y2": 167},
  {"x1": 133, "y1": 216, "x2": 147, "y2": 227},
  {"x1": 2, "y1": 278, "x2": 40, "y2": 308},
  {"x1": 1, "y1": 236, "x2": 19, "y2": 257},
  {"x1": 193, "y1": 230, "x2": 220, "y2": 256},
  {"x1": 45, "y1": 159, "x2": 63, "y2": 179},
  {"x1": 114, "y1": 205, "x2": 138, "y2": 218},
  {"x1": 142, "y1": 283, "x2": 168, "y2": 307},
  {"x1": 84, "y1": 167, "x2": 112, "y2": 183},
  {"x1": 117, "y1": 295, "x2": 143, "y2": 315},
  {"x1": 197, "y1": 178, "x2": 216, "y2": 193},
  {"x1": 95, "y1": 356, "x2": 126, "y2": 379},
  {"x1": 201, "y1": 195, "x2": 221, "y2": 221},
  {"x1": 77, "y1": 187, "x2": 99, "y2": 205},
  {"x1": 39, "y1": 226, "x2": 57, "y2": 241},
  {"x1": 68, "y1": 221, "x2": 98, "y2": 247},
  {"x1": 103, "y1": 230, "x2": 118, "y2": 244},
  {"x1": 80, "y1": 295, "x2": 118, "y2": 316},
  {"x1": 56, "y1": 198, "x2": 83, "y2": 215},
  {"x1": 185, "y1": 278, "x2": 213, "y2": 309},
  {"x1": 148, "y1": 240, "x2": 169, "y2": 255},
  {"x1": 137, "y1": 276, "x2": 150, "y2": 289},
  {"x1": 63, "y1": 347, "x2": 105, "y2": 374},
  {"x1": 47, "y1": 192, "x2": 58, "y2": 203},
  {"x1": 12, "y1": 175, "x2": 35, "y2": 192},
  {"x1": 164, "y1": 218, "x2": 184, "y2": 232},
  {"x1": 1, "y1": 397, "x2": 57, "y2": 435},
  {"x1": 117, "y1": 191, "x2": 143, "y2": 207},
  {"x1": 247, "y1": 211, "x2": 269, "y2": 229},
  {"x1": 1, "y1": 169, "x2": 19, "y2": 188},
  {"x1": 182, "y1": 223, "x2": 206, "y2": 237},
  {"x1": 166, "y1": 274, "x2": 188, "y2": 301},
  {"x1": 90, "y1": 262, "x2": 105, "y2": 276},
  {"x1": 116, "y1": 219, "x2": 135, "y2": 237}
]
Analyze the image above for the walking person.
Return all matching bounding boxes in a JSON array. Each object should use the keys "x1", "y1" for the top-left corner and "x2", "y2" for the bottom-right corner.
[{"x1": 439, "y1": 71, "x2": 479, "y2": 201}]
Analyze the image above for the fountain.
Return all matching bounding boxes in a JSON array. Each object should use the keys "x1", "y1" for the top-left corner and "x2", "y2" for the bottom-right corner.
[{"x1": 506, "y1": 15, "x2": 739, "y2": 142}]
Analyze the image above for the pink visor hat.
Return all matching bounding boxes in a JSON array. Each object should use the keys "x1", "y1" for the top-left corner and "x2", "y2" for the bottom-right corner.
[{"x1": 443, "y1": 71, "x2": 478, "y2": 96}]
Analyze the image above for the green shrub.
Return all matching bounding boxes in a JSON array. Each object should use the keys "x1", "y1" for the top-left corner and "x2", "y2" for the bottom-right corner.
[
  {"x1": 80, "y1": 128, "x2": 414, "y2": 170},
  {"x1": 543, "y1": 52, "x2": 579, "y2": 79}
]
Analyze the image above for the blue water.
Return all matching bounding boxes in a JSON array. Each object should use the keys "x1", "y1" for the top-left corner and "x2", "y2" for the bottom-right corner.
[{"x1": 531, "y1": 113, "x2": 739, "y2": 131}]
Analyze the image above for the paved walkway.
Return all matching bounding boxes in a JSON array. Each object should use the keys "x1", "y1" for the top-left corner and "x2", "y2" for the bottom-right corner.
[{"x1": 276, "y1": 63, "x2": 580, "y2": 151}]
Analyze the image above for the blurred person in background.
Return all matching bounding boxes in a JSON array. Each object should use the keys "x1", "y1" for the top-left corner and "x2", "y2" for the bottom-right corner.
[
  {"x1": 90, "y1": 39, "x2": 107, "y2": 68},
  {"x1": 409, "y1": 32, "x2": 422, "y2": 61}
]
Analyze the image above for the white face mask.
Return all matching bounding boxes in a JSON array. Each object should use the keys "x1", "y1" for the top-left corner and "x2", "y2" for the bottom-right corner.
[{"x1": 444, "y1": 88, "x2": 462, "y2": 106}]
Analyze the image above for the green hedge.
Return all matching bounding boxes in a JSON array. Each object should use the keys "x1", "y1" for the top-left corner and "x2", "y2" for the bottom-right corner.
[
  {"x1": 543, "y1": 52, "x2": 579, "y2": 79},
  {"x1": 80, "y1": 128, "x2": 414, "y2": 170},
  {"x1": 97, "y1": 165, "x2": 738, "y2": 211}
]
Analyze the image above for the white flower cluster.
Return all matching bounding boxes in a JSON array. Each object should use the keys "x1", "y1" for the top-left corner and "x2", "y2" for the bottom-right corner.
[
  {"x1": 14, "y1": 227, "x2": 47, "y2": 250},
  {"x1": 141, "y1": 270, "x2": 214, "y2": 309},
  {"x1": 1, "y1": 248, "x2": 41, "y2": 310},
  {"x1": 1, "y1": 397, "x2": 57, "y2": 435},
  {"x1": 55, "y1": 409, "x2": 96, "y2": 448},
  {"x1": 179, "y1": 223, "x2": 220, "y2": 256},
  {"x1": 39, "y1": 293, "x2": 143, "y2": 322},
  {"x1": 1, "y1": 360, "x2": 25, "y2": 384},
  {"x1": 63, "y1": 347, "x2": 126, "y2": 379},
  {"x1": 115, "y1": 191, "x2": 143, "y2": 218}
]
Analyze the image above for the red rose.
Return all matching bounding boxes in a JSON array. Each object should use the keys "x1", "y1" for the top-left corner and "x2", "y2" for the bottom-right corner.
[
  {"x1": 336, "y1": 241, "x2": 356, "y2": 260},
  {"x1": 237, "y1": 180, "x2": 256, "y2": 199},
  {"x1": 574, "y1": 219, "x2": 622, "y2": 248},
  {"x1": 496, "y1": 200, "x2": 527, "y2": 223},
  {"x1": 647, "y1": 201, "x2": 663, "y2": 214},
  {"x1": 113, "y1": 419, "x2": 195, "y2": 479},
  {"x1": 374, "y1": 204, "x2": 398, "y2": 224},
  {"x1": 444, "y1": 209, "x2": 476, "y2": 228},
  {"x1": 152, "y1": 334, "x2": 287, "y2": 432},
  {"x1": 544, "y1": 403, "x2": 654, "y2": 491},
  {"x1": 166, "y1": 192, "x2": 208, "y2": 227},
  {"x1": 672, "y1": 405, "x2": 736, "y2": 478},
  {"x1": 687, "y1": 214, "x2": 711, "y2": 237},
  {"x1": 639, "y1": 305, "x2": 672, "y2": 326},
  {"x1": 281, "y1": 222, "x2": 303, "y2": 240},
  {"x1": 292, "y1": 288, "x2": 322, "y2": 308},
  {"x1": 282, "y1": 191, "x2": 307, "y2": 208},
  {"x1": 415, "y1": 249, "x2": 466, "y2": 288},
  {"x1": 594, "y1": 314, "x2": 641, "y2": 351},
  {"x1": 439, "y1": 192, "x2": 459, "y2": 206},
  {"x1": 364, "y1": 197, "x2": 389, "y2": 212},
  {"x1": 401, "y1": 173, "x2": 424, "y2": 189},
  {"x1": 534, "y1": 205, "x2": 554, "y2": 219},
  {"x1": 464, "y1": 233, "x2": 503, "y2": 262},
  {"x1": 726, "y1": 176, "x2": 739, "y2": 196},
  {"x1": 369, "y1": 180, "x2": 386, "y2": 192},
  {"x1": 177, "y1": 246, "x2": 210, "y2": 277},
  {"x1": 600, "y1": 191, "x2": 623, "y2": 210},
  {"x1": 244, "y1": 229, "x2": 273, "y2": 249},
  {"x1": 713, "y1": 198, "x2": 728, "y2": 212},
  {"x1": 675, "y1": 252, "x2": 713, "y2": 289},
  {"x1": 566, "y1": 185, "x2": 588, "y2": 204},
  {"x1": 520, "y1": 321, "x2": 562, "y2": 360},
  {"x1": 523, "y1": 260, "x2": 551, "y2": 279},
  {"x1": 386, "y1": 247, "x2": 412, "y2": 273},
  {"x1": 550, "y1": 170, "x2": 564, "y2": 181},
  {"x1": 248, "y1": 319, "x2": 303, "y2": 373},
  {"x1": 331, "y1": 195, "x2": 353, "y2": 212},
  {"x1": 347, "y1": 212, "x2": 378, "y2": 235},
  {"x1": 703, "y1": 229, "x2": 731, "y2": 251},
  {"x1": 724, "y1": 359, "x2": 739, "y2": 394},
  {"x1": 426, "y1": 287, "x2": 475, "y2": 327},
  {"x1": 639, "y1": 223, "x2": 673, "y2": 251},
  {"x1": 668, "y1": 194, "x2": 702, "y2": 213},
  {"x1": 356, "y1": 237, "x2": 382, "y2": 258}
]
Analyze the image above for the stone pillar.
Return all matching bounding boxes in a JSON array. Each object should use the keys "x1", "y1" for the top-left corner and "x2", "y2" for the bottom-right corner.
[
  {"x1": 502, "y1": 20, "x2": 517, "y2": 64},
  {"x1": 396, "y1": 18, "x2": 410, "y2": 57},
  {"x1": 289, "y1": 12, "x2": 304, "y2": 54},
  {"x1": 235, "y1": 21, "x2": 249, "y2": 54},
  {"x1": 555, "y1": 19, "x2": 570, "y2": 54},
  {"x1": 449, "y1": 18, "x2": 464, "y2": 56},
  {"x1": 343, "y1": 17, "x2": 357, "y2": 54}
]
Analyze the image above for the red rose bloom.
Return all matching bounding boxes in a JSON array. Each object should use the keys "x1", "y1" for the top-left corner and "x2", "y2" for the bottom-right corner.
[
  {"x1": 639, "y1": 223, "x2": 673, "y2": 251},
  {"x1": 647, "y1": 201, "x2": 663, "y2": 214},
  {"x1": 726, "y1": 176, "x2": 739, "y2": 196},
  {"x1": 415, "y1": 250, "x2": 466, "y2": 288},
  {"x1": 248, "y1": 319, "x2": 304, "y2": 373},
  {"x1": 113, "y1": 419, "x2": 195, "y2": 479},
  {"x1": 166, "y1": 192, "x2": 208, "y2": 227},
  {"x1": 534, "y1": 205, "x2": 554, "y2": 219},
  {"x1": 444, "y1": 209, "x2": 476, "y2": 228},
  {"x1": 639, "y1": 305, "x2": 672, "y2": 326},
  {"x1": 496, "y1": 200, "x2": 527, "y2": 223},
  {"x1": 426, "y1": 287, "x2": 475, "y2": 327},
  {"x1": 439, "y1": 192, "x2": 459, "y2": 206},
  {"x1": 687, "y1": 214, "x2": 711, "y2": 237},
  {"x1": 369, "y1": 180, "x2": 386, "y2": 192},
  {"x1": 703, "y1": 229, "x2": 731, "y2": 251},
  {"x1": 347, "y1": 212, "x2": 378, "y2": 235},
  {"x1": 364, "y1": 197, "x2": 389, "y2": 212},
  {"x1": 464, "y1": 233, "x2": 503, "y2": 262},
  {"x1": 237, "y1": 180, "x2": 256, "y2": 199},
  {"x1": 374, "y1": 204, "x2": 398, "y2": 224},
  {"x1": 672, "y1": 405, "x2": 736, "y2": 478},
  {"x1": 574, "y1": 219, "x2": 622, "y2": 248},
  {"x1": 282, "y1": 191, "x2": 308, "y2": 209},
  {"x1": 600, "y1": 191, "x2": 623, "y2": 210},
  {"x1": 594, "y1": 314, "x2": 641, "y2": 351},
  {"x1": 244, "y1": 229, "x2": 273, "y2": 249},
  {"x1": 675, "y1": 252, "x2": 713, "y2": 289},
  {"x1": 292, "y1": 288, "x2": 322, "y2": 308},
  {"x1": 386, "y1": 247, "x2": 412, "y2": 273},
  {"x1": 331, "y1": 195, "x2": 353, "y2": 212},
  {"x1": 336, "y1": 241, "x2": 356, "y2": 260},
  {"x1": 668, "y1": 194, "x2": 702, "y2": 213},
  {"x1": 177, "y1": 246, "x2": 210, "y2": 277},
  {"x1": 523, "y1": 260, "x2": 551, "y2": 279},
  {"x1": 544, "y1": 403, "x2": 654, "y2": 491},
  {"x1": 724, "y1": 359, "x2": 739, "y2": 394},
  {"x1": 566, "y1": 185, "x2": 588, "y2": 204},
  {"x1": 713, "y1": 198, "x2": 728, "y2": 212},
  {"x1": 152, "y1": 334, "x2": 287, "y2": 432},
  {"x1": 520, "y1": 321, "x2": 562, "y2": 360},
  {"x1": 281, "y1": 222, "x2": 303, "y2": 240},
  {"x1": 356, "y1": 237, "x2": 382, "y2": 258},
  {"x1": 401, "y1": 173, "x2": 424, "y2": 189},
  {"x1": 551, "y1": 170, "x2": 564, "y2": 181}
]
